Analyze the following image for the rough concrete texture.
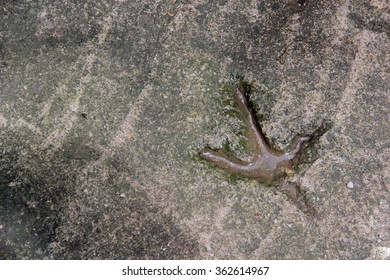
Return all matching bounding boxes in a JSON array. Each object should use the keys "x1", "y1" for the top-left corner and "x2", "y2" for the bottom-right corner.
[{"x1": 0, "y1": 0, "x2": 389, "y2": 259}]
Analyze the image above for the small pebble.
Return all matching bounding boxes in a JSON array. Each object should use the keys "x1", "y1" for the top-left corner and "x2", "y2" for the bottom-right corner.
[
  {"x1": 285, "y1": 168, "x2": 295, "y2": 177},
  {"x1": 347, "y1": 181, "x2": 354, "y2": 189},
  {"x1": 120, "y1": 193, "x2": 126, "y2": 198}
]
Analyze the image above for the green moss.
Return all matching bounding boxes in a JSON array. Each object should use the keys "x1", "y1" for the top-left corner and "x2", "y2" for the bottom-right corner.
[
  {"x1": 221, "y1": 137, "x2": 232, "y2": 153},
  {"x1": 237, "y1": 133, "x2": 250, "y2": 153}
]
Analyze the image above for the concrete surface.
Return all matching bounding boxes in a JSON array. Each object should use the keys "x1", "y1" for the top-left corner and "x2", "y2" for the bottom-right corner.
[{"x1": 0, "y1": 0, "x2": 389, "y2": 259}]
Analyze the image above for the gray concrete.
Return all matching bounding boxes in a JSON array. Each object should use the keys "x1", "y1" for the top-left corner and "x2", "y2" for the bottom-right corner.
[{"x1": 0, "y1": 0, "x2": 389, "y2": 259}]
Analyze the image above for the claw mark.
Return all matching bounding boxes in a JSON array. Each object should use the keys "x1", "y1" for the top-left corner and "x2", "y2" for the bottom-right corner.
[
  {"x1": 276, "y1": 41, "x2": 293, "y2": 63},
  {"x1": 198, "y1": 80, "x2": 328, "y2": 184}
]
